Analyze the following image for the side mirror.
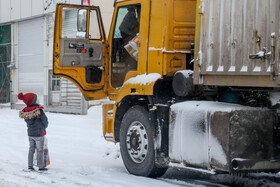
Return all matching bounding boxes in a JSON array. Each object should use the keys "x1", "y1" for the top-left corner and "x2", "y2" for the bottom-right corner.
[{"x1": 77, "y1": 9, "x2": 87, "y2": 32}]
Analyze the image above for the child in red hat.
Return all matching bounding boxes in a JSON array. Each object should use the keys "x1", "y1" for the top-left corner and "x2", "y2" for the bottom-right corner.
[{"x1": 18, "y1": 92, "x2": 48, "y2": 171}]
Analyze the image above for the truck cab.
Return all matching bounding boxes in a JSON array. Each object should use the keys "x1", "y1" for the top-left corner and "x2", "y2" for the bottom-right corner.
[
  {"x1": 53, "y1": 0, "x2": 197, "y2": 177},
  {"x1": 53, "y1": 0, "x2": 196, "y2": 100}
]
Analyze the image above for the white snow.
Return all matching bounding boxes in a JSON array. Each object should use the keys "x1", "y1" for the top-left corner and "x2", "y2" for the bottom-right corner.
[
  {"x1": 270, "y1": 92, "x2": 280, "y2": 106},
  {"x1": 169, "y1": 101, "x2": 262, "y2": 168},
  {"x1": 267, "y1": 65, "x2": 271, "y2": 72},
  {"x1": 162, "y1": 48, "x2": 191, "y2": 54},
  {"x1": 170, "y1": 108, "x2": 209, "y2": 164},
  {"x1": 206, "y1": 66, "x2": 213, "y2": 72},
  {"x1": 228, "y1": 66, "x2": 235, "y2": 72},
  {"x1": 175, "y1": 70, "x2": 193, "y2": 78},
  {"x1": 253, "y1": 66, "x2": 261, "y2": 72},
  {"x1": 172, "y1": 101, "x2": 252, "y2": 113},
  {"x1": 0, "y1": 106, "x2": 191, "y2": 187},
  {"x1": 256, "y1": 51, "x2": 265, "y2": 57},
  {"x1": 148, "y1": 47, "x2": 163, "y2": 51},
  {"x1": 104, "y1": 132, "x2": 114, "y2": 140},
  {"x1": 169, "y1": 163, "x2": 215, "y2": 175},
  {"x1": 209, "y1": 135, "x2": 227, "y2": 165},
  {"x1": 0, "y1": 103, "x2": 279, "y2": 186},
  {"x1": 240, "y1": 66, "x2": 248, "y2": 72},
  {"x1": 124, "y1": 73, "x2": 161, "y2": 86},
  {"x1": 217, "y1": 66, "x2": 224, "y2": 72},
  {"x1": 199, "y1": 0, "x2": 205, "y2": 14}
]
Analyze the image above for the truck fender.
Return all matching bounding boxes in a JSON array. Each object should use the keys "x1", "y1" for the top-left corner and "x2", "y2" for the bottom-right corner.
[{"x1": 115, "y1": 73, "x2": 162, "y2": 103}]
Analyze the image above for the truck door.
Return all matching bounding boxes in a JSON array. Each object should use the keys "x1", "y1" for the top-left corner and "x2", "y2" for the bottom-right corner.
[{"x1": 53, "y1": 4, "x2": 107, "y2": 100}]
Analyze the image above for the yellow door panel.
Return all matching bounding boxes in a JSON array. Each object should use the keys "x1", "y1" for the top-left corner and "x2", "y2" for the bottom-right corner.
[{"x1": 53, "y1": 4, "x2": 108, "y2": 100}]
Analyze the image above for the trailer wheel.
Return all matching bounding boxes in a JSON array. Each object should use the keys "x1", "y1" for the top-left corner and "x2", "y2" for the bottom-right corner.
[{"x1": 120, "y1": 105, "x2": 168, "y2": 178}]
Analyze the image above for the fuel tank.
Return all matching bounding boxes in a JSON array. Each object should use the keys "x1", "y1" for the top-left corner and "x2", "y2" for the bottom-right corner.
[{"x1": 169, "y1": 101, "x2": 280, "y2": 173}]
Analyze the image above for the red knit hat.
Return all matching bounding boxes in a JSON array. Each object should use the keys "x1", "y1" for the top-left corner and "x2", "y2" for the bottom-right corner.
[{"x1": 17, "y1": 92, "x2": 37, "y2": 106}]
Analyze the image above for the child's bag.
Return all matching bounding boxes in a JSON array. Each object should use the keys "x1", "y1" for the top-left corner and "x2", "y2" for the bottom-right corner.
[
  {"x1": 33, "y1": 136, "x2": 50, "y2": 167},
  {"x1": 43, "y1": 136, "x2": 50, "y2": 167}
]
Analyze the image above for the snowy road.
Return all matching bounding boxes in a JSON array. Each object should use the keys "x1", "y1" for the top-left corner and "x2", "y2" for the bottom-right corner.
[{"x1": 0, "y1": 105, "x2": 280, "y2": 187}]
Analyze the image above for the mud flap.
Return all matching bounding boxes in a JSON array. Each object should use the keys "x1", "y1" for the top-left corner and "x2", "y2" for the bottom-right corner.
[{"x1": 148, "y1": 100, "x2": 170, "y2": 168}]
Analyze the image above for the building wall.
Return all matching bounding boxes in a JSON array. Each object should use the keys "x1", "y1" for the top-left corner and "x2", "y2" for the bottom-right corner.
[
  {"x1": 10, "y1": 16, "x2": 48, "y2": 109},
  {"x1": 91, "y1": 0, "x2": 115, "y2": 36},
  {"x1": 18, "y1": 17, "x2": 44, "y2": 97},
  {"x1": 0, "y1": 0, "x2": 81, "y2": 23},
  {"x1": 0, "y1": 0, "x2": 115, "y2": 114},
  {"x1": 0, "y1": 0, "x2": 89, "y2": 114}
]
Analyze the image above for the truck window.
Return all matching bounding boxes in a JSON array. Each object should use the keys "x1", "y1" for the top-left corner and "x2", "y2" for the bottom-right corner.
[
  {"x1": 89, "y1": 9, "x2": 101, "y2": 40},
  {"x1": 62, "y1": 8, "x2": 87, "y2": 38},
  {"x1": 111, "y1": 5, "x2": 141, "y2": 88}
]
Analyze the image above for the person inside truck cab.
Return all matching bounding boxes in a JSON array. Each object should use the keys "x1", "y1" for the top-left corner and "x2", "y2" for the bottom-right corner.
[
  {"x1": 119, "y1": 6, "x2": 140, "y2": 45},
  {"x1": 111, "y1": 5, "x2": 141, "y2": 88},
  {"x1": 117, "y1": 5, "x2": 141, "y2": 72}
]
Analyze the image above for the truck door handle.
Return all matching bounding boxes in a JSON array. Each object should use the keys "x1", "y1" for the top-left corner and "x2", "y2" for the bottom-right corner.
[
  {"x1": 89, "y1": 48, "x2": 94, "y2": 57},
  {"x1": 249, "y1": 47, "x2": 271, "y2": 60}
]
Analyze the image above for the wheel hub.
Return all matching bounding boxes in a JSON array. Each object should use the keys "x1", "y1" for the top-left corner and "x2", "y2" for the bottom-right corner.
[
  {"x1": 130, "y1": 133, "x2": 139, "y2": 150},
  {"x1": 126, "y1": 121, "x2": 148, "y2": 163}
]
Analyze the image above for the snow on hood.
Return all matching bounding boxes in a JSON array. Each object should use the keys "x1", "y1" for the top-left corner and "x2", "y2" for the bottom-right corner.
[{"x1": 123, "y1": 73, "x2": 161, "y2": 86}]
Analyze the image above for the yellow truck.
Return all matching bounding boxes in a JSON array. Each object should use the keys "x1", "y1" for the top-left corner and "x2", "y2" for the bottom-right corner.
[{"x1": 53, "y1": 0, "x2": 280, "y2": 177}]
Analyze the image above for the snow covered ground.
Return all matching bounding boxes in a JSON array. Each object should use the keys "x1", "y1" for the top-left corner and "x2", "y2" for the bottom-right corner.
[
  {"x1": 1, "y1": 105, "x2": 280, "y2": 187},
  {"x1": 0, "y1": 105, "x2": 198, "y2": 187}
]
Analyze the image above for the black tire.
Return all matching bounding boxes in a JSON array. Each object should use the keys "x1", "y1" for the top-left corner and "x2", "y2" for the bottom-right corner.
[{"x1": 120, "y1": 105, "x2": 168, "y2": 178}]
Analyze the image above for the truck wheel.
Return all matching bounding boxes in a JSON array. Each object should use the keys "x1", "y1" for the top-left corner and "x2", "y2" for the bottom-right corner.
[{"x1": 120, "y1": 105, "x2": 168, "y2": 178}]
